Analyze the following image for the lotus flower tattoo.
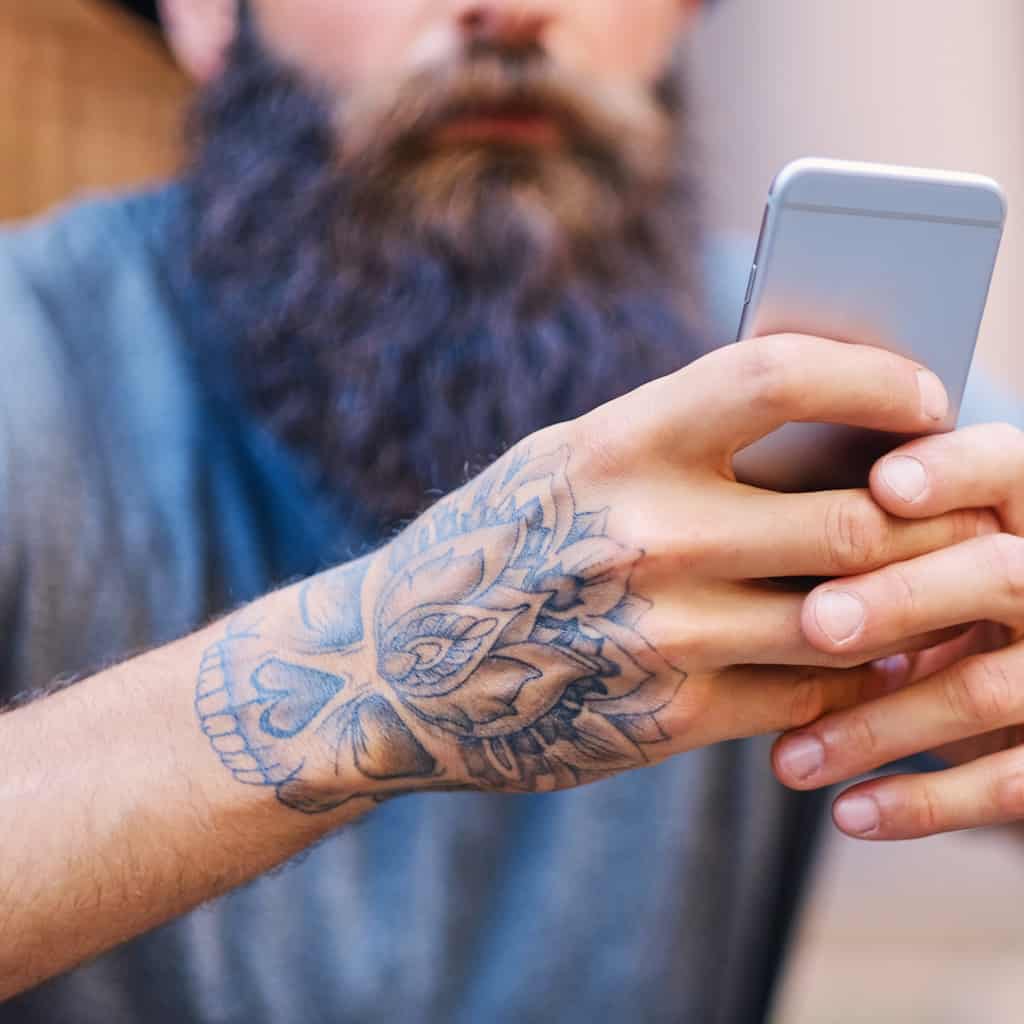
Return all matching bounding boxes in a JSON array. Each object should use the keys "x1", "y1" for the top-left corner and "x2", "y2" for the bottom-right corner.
[{"x1": 196, "y1": 446, "x2": 685, "y2": 812}]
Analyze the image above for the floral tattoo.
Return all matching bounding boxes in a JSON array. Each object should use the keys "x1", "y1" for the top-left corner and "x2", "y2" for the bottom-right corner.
[{"x1": 196, "y1": 447, "x2": 685, "y2": 813}]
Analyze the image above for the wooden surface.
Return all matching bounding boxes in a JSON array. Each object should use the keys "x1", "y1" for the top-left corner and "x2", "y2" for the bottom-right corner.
[{"x1": 0, "y1": 0, "x2": 191, "y2": 222}]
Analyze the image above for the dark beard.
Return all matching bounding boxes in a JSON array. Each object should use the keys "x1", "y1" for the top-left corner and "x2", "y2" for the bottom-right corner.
[{"x1": 182, "y1": 15, "x2": 706, "y2": 530}]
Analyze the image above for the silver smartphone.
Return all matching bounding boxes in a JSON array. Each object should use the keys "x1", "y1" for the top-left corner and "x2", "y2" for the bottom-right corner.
[{"x1": 733, "y1": 157, "x2": 1007, "y2": 492}]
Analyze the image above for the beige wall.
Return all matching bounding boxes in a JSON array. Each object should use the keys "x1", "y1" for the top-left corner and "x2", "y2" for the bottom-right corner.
[{"x1": 690, "y1": 0, "x2": 1024, "y2": 383}]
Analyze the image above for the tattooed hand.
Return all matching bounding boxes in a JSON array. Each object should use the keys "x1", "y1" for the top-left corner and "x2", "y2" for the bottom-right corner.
[{"x1": 197, "y1": 334, "x2": 996, "y2": 813}]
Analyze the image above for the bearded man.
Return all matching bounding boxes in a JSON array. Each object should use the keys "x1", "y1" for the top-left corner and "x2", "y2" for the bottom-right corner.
[{"x1": 3, "y1": 2, "x2": 1024, "y2": 1022}]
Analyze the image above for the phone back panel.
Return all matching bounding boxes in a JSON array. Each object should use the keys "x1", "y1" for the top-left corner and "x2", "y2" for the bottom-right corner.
[{"x1": 734, "y1": 158, "x2": 1006, "y2": 492}]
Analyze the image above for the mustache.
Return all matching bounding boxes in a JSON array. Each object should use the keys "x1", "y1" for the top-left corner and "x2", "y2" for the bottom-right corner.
[
  {"x1": 336, "y1": 46, "x2": 674, "y2": 185},
  {"x1": 182, "y1": 16, "x2": 701, "y2": 530}
]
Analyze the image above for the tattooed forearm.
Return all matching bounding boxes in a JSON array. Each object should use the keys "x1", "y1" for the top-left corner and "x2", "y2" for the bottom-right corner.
[
  {"x1": 195, "y1": 561, "x2": 439, "y2": 813},
  {"x1": 196, "y1": 446, "x2": 684, "y2": 812}
]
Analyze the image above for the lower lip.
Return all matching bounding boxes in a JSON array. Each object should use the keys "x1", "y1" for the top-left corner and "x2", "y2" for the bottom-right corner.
[{"x1": 435, "y1": 115, "x2": 563, "y2": 148}]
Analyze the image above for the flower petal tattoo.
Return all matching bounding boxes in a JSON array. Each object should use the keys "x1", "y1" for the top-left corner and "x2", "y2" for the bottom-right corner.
[{"x1": 197, "y1": 446, "x2": 686, "y2": 812}]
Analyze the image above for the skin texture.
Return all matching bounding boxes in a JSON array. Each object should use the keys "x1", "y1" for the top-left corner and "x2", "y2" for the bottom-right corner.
[
  {"x1": 5, "y1": 0, "x2": 1024, "y2": 1004},
  {"x1": 1, "y1": 334, "x2": 996, "y2": 997},
  {"x1": 774, "y1": 423, "x2": 1024, "y2": 841},
  {"x1": 194, "y1": 335, "x2": 993, "y2": 813}
]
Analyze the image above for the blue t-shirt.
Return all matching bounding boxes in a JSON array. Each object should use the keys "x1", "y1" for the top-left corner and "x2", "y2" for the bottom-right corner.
[{"x1": 0, "y1": 188, "x2": 1015, "y2": 1024}]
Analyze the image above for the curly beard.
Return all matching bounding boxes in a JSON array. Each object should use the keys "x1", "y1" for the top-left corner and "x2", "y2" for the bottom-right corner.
[{"x1": 182, "y1": 12, "x2": 705, "y2": 532}]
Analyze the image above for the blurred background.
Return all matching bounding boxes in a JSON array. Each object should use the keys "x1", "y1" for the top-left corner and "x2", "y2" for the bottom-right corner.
[
  {"x1": 689, "y1": 5, "x2": 1024, "y2": 1020},
  {"x1": 3, "y1": 1, "x2": 1023, "y2": 1021},
  {"x1": 0, "y1": 1, "x2": 188, "y2": 221}
]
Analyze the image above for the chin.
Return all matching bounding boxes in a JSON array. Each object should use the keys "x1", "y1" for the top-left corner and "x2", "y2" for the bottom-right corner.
[{"x1": 183, "y1": 15, "x2": 703, "y2": 527}]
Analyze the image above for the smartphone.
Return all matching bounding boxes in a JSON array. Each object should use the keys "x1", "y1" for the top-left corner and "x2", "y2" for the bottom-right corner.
[{"x1": 732, "y1": 157, "x2": 1006, "y2": 492}]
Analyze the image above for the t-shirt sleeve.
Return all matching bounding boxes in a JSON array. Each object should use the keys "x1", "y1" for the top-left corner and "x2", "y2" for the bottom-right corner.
[
  {"x1": 0, "y1": 192, "x2": 211, "y2": 698},
  {"x1": 0, "y1": 217, "x2": 92, "y2": 700}
]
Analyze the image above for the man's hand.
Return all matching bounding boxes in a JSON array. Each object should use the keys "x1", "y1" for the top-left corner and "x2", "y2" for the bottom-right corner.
[
  {"x1": 0, "y1": 333, "x2": 988, "y2": 999},
  {"x1": 198, "y1": 334, "x2": 994, "y2": 810},
  {"x1": 773, "y1": 422, "x2": 1024, "y2": 840}
]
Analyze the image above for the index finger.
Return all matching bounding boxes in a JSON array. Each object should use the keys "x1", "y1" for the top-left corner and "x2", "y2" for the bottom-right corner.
[
  {"x1": 663, "y1": 334, "x2": 949, "y2": 457},
  {"x1": 701, "y1": 485, "x2": 996, "y2": 580}
]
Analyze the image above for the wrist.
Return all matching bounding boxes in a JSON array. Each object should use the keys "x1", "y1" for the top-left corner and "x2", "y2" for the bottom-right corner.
[{"x1": 194, "y1": 554, "x2": 461, "y2": 816}]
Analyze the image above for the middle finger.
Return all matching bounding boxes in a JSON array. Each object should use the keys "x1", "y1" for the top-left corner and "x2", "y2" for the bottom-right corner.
[
  {"x1": 651, "y1": 581, "x2": 956, "y2": 671},
  {"x1": 700, "y1": 485, "x2": 995, "y2": 580}
]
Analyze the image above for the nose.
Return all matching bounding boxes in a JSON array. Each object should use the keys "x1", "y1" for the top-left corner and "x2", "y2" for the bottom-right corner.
[{"x1": 456, "y1": 2, "x2": 554, "y2": 52}]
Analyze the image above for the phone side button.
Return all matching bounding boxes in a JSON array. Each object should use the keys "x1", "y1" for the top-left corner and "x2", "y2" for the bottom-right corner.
[{"x1": 743, "y1": 263, "x2": 757, "y2": 305}]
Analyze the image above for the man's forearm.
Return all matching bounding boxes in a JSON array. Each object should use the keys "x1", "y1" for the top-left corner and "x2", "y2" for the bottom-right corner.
[{"x1": 0, "y1": 583, "x2": 372, "y2": 1001}]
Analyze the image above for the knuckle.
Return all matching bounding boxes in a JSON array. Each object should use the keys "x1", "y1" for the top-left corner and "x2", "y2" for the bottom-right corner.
[
  {"x1": 788, "y1": 675, "x2": 827, "y2": 729},
  {"x1": 985, "y1": 532, "x2": 1024, "y2": 605},
  {"x1": 879, "y1": 563, "x2": 919, "y2": 634},
  {"x1": 661, "y1": 674, "x2": 713, "y2": 737},
  {"x1": 634, "y1": 505, "x2": 730, "y2": 575},
  {"x1": 736, "y1": 336, "x2": 797, "y2": 411},
  {"x1": 568, "y1": 416, "x2": 631, "y2": 485},
  {"x1": 823, "y1": 495, "x2": 891, "y2": 574},
  {"x1": 660, "y1": 619, "x2": 717, "y2": 667},
  {"x1": 670, "y1": 522, "x2": 730, "y2": 571},
  {"x1": 610, "y1": 508, "x2": 651, "y2": 557},
  {"x1": 944, "y1": 655, "x2": 1016, "y2": 727},
  {"x1": 832, "y1": 711, "x2": 880, "y2": 762},
  {"x1": 993, "y1": 769, "x2": 1024, "y2": 819},
  {"x1": 909, "y1": 782, "x2": 942, "y2": 835}
]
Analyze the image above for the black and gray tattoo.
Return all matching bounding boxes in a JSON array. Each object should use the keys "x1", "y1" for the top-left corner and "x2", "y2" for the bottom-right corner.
[{"x1": 196, "y1": 446, "x2": 685, "y2": 813}]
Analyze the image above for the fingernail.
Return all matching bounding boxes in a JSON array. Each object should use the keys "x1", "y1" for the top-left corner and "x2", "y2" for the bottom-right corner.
[
  {"x1": 881, "y1": 455, "x2": 928, "y2": 503},
  {"x1": 834, "y1": 794, "x2": 880, "y2": 835},
  {"x1": 777, "y1": 735, "x2": 825, "y2": 781},
  {"x1": 917, "y1": 368, "x2": 948, "y2": 421},
  {"x1": 873, "y1": 653, "x2": 912, "y2": 692},
  {"x1": 814, "y1": 591, "x2": 865, "y2": 645}
]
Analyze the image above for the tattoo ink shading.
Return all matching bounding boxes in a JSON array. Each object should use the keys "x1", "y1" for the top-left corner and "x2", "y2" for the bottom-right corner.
[{"x1": 197, "y1": 448, "x2": 684, "y2": 812}]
